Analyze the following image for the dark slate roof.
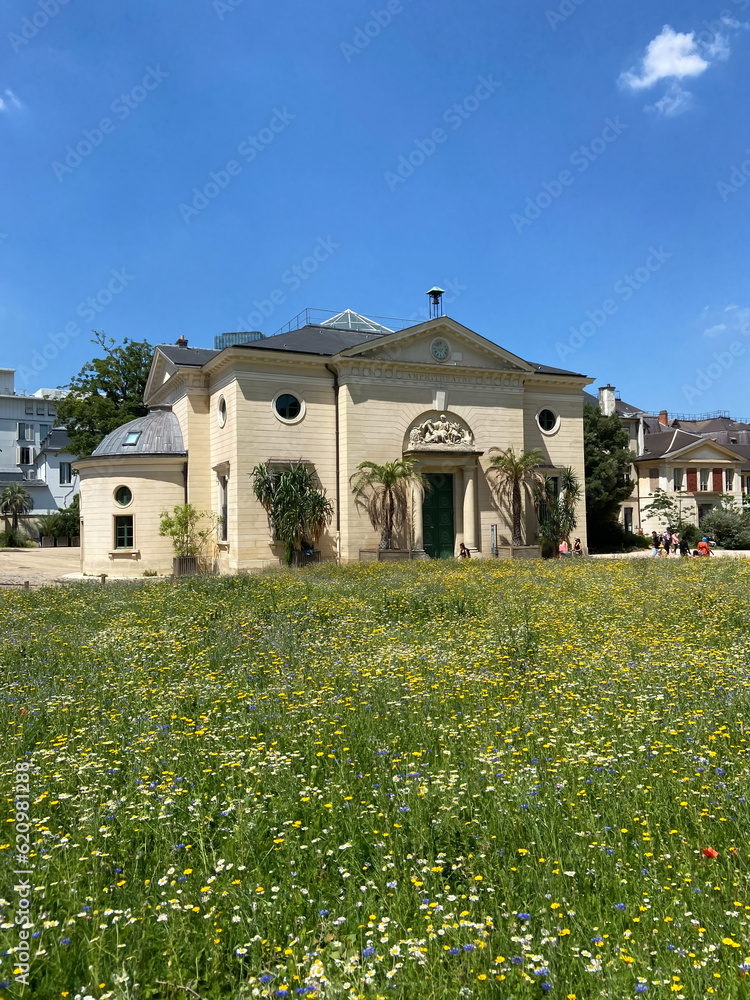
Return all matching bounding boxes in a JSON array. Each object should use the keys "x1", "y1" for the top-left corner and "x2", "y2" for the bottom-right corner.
[
  {"x1": 528, "y1": 361, "x2": 586, "y2": 377},
  {"x1": 235, "y1": 324, "x2": 390, "y2": 356},
  {"x1": 92, "y1": 408, "x2": 186, "y2": 457},
  {"x1": 636, "y1": 428, "x2": 707, "y2": 460},
  {"x1": 159, "y1": 344, "x2": 220, "y2": 367},
  {"x1": 37, "y1": 428, "x2": 72, "y2": 454}
]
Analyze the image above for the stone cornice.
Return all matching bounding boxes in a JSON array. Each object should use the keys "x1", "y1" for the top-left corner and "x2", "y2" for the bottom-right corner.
[{"x1": 333, "y1": 359, "x2": 526, "y2": 389}]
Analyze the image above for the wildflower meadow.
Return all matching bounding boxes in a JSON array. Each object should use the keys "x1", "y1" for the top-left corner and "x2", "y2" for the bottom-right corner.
[{"x1": 1, "y1": 559, "x2": 749, "y2": 1000}]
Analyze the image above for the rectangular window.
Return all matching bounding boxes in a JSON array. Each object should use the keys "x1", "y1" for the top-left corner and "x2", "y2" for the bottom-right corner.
[
  {"x1": 649, "y1": 468, "x2": 659, "y2": 492},
  {"x1": 123, "y1": 431, "x2": 141, "y2": 446},
  {"x1": 219, "y1": 476, "x2": 228, "y2": 542},
  {"x1": 36, "y1": 403, "x2": 45, "y2": 415},
  {"x1": 673, "y1": 468, "x2": 683, "y2": 492},
  {"x1": 712, "y1": 468, "x2": 723, "y2": 492},
  {"x1": 624, "y1": 507, "x2": 633, "y2": 533},
  {"x1": 47, "y1": 405, "x2": 56, "y2": 417},
  {"x1": 25, "y1": 401, "x2": 33, "y2": 415},
  {"x1": 686, "y1": 468, "x2": 698, "y2": 492},
  {"x1": 726, "y1": 469, "x2": 734, "y2": 492},
  {"x1": 115, "y1": 515, "x2": 134, "y2": 549},
  {"x1": 39, "y1": 424, "x2": 49, "y2": 442},
  {"x1": 700, "y1": 469, "x2": 709, "y2": 491},
  {"x1": 19, "y1": 447, "x2": 31, "y2": 465},
  {"x1": 59, "y1": 462, "x2": 72, "y2": 485}
]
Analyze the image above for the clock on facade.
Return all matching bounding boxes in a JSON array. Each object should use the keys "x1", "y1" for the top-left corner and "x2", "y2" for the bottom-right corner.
[{"x1": 430, "y1": 338, "x2": 451, "y2": 361}]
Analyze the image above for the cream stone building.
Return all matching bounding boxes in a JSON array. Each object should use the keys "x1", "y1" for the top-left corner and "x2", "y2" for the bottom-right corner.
[{"x1": 76, "y1": 311, "x2": 594, "y2": 575}]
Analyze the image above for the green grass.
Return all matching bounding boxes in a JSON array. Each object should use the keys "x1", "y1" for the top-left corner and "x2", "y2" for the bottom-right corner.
[{"x1": 0, "y1": 559, "x2": 749, "y2": 1000}]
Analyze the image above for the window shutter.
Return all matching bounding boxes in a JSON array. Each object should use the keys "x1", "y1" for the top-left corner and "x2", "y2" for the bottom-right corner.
[
  {"x1": 712, "y1": 468, "x2": 723, "y2": 492},
  {"x1": 686, "y1": 468, "x2": 698, "y2": 492},
  {"x1": 649, "y1": 468, "x2": 659, "y2": 491}
]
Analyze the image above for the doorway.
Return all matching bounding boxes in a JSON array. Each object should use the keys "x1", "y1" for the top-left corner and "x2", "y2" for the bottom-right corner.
[{"x1": 423, "y1": 473, "x2": 455, "y2": 559}]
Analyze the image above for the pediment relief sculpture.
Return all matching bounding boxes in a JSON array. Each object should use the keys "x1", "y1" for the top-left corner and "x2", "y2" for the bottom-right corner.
[{"x1": 407, "y1": 414, "x2": 474, "y2": 449}]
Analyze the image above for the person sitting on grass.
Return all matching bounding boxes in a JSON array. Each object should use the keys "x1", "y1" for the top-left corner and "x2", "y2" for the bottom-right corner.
[{"x1": 697, "y1": 536, "x2": 713, "y2": 557}]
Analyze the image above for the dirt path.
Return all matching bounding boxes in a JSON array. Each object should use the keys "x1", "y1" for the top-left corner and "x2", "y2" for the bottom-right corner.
[{"x1": 0, "y1": 547, "x2": 82, "y2": 589}]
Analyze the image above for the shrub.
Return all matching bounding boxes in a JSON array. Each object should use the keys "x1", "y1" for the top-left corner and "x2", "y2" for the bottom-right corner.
[
  {"x1": 0, "y1": 529, "x2": 30, "y2": 548},
  {"x1": 698, "y1": 508, "x2": 750, "y2": 549}
]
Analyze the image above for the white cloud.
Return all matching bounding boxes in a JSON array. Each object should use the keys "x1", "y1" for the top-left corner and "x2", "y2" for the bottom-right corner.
[
  {"x1": 620, "y1": 19, "x2": 748, "y2": 117},
  {"x1": 620, "y1": 26, "x2": 709, "y2": 91},
  {"x1": 0, "y1": 89, "x2": 22, "y2": 113},
  {"x1": 646, "y1": 82, "x2": 692, "y2": 117},
  {"x1": 702, "y1": 307, "x2": 750, "y2": 338}
]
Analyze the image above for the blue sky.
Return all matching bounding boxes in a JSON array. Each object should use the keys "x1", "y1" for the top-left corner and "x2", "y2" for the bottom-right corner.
[{"x1": 1, "y1": 0, "x2": 749, "y2": 417}]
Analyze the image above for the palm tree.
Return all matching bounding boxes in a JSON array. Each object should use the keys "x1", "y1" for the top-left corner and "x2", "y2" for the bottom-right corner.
[
  {"x1": 1, "y1": 482, "x2": 33, "y2": 533},
  {"x1": 488, "y1": 447, "x2": 546, "y2": 546},
  {"x1": 252, "y1": 462, "x2": 334, "y2": 565},
  {"x1": 350, "y1": 458, "x2": 426, "y2": 550},
  {"x1": 533, "y1": 467, "x2": 582, "y2": 555}
]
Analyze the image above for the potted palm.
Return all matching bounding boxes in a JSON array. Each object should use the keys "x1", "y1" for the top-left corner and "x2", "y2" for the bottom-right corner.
[
  {"x1": 252, "y1": 462, "x2": 334, "y2": 566},
  {"x1": 487, "y1": 447, "x2": 545, "y2": 558},
  {"x1": 350, "y1": 458, "x2": 426, "y2": 560},
  {"x1": 533, "y1": 467, "x2": 582, "y2": 558},
  {"x1": 159, "y1": 503, "x2": 213, "y2": 576}
]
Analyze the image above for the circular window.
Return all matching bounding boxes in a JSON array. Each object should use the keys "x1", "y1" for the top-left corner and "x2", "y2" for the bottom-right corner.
[
  {"x1": 115, "y1": 485, "x2": 132, "y2": 507},
  {"x1": 274, "y1": 393, "x2": 303, "y2": 422},
  {"x1": 217, "y1": 396, "x2": 227, "y2": 428},
  {"x1": 537, "y1": 409, "x2": 558, "y2": 433}
]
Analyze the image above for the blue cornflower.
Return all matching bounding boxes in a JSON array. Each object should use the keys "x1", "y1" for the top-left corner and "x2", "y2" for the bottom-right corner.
[
  {"x1": 448, "y1": 947, "x2": 460, "y2": 955},
  {"x1": 518, "y1": 912, "x2": 530, "y2": 920},
  {"x1": 716, "y1": 767, "x2": 724, "y2": 775},
  {"x1": 386, "y1": 880, "x2": 397, "y2": 888},
  {"x1": 319, "y1": 909, "x2": 328, "y2": 916},
  {"x1": 60, "y1": 938, "x2": 71, "y2": 945},
  {"x1": 463, "y1": 944, "x2": 474, "y2": 952},
  {"x1": 510, "y1": 956, "x2": 523, "y2": 964},
  {"x1": 635, "y1": 986, "x2": 647, "y2": 994},
  {"x1": 614, "y1": 903, "x2": 626, "y2": 910},
  {"x1": 534, "y1": 967, "x2": 549, "y2": 976},
  {"x1": 362, "y1": 946, "x2": 375, "y2": 957},
  {"x1": 541, "y1": 984, "x2": 552, "y2": 993},
  {"x1": 260, "y1": 975, "x2": 273, "y2": 983}
]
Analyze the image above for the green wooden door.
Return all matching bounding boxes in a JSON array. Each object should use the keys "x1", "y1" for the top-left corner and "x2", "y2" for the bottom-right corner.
[{"x1": 423, "y1": 473, "x2": 455, "y2": 559}]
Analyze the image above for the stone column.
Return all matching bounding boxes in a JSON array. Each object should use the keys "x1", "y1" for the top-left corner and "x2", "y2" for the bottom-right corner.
[
  {"x1": 463, "y1": 466, "x2": 477, "y2": 553},
  {"x1": 412, "y1": 483, "x2": 424, "y2": 551}
]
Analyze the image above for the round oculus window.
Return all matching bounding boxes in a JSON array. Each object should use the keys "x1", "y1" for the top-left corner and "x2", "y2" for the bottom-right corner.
[
  {"x1": 115, "y1": 485, "x2": 132, "y2": 507},
  {"x1": 537, "y1": 409, "x2": 558, "y2": 432},
  {"x1": 431, "y1": 338, "x2": 451, "y2": 361},
  {"x1": 275, "y1": 393, "x2": 302, "y2": 421},
  {"x1": 217, "y1": 396, "x2": 227, "y2": 427}
]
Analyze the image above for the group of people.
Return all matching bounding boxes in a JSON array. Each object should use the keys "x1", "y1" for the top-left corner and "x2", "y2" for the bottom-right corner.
[
  {"x1": 558, "y1": 538, "x2": 583, "y2": 557},
  {"x1": 650, "y1": 528, "x2": 713, "y2": 558}
]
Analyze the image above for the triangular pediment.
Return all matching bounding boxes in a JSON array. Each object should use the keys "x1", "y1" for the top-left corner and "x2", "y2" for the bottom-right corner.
[
  {"x1": 144, "y1": 348, "x2": 178, "y2": 406},
  {"x1": 668, "y1": 439, "x2": 744, "y2": 462},
  {"x1": 335, "y1": 317, "x2": 534, "y2": 372}
]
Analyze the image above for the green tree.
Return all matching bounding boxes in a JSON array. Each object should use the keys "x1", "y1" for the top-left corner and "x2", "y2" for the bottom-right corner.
[
  {"x1": 0, "y1": 482, "x2": 33, "y2": 533},
  {"x1": 56, "y1": 331, "x2": 154, "y2": 457},
  {"x1": 533, "y1": 467, "x2": 582, "y2": 556},
  {"x1": 253, "y1": 462, "x2": 334, "y2": 564},
  {"x1": 488, "y1": 447, "x2": 546, "y2": 546},
  {"x1": 159, "y1": 503, "x2": 214, "y2": 558},
  {"x1": 56, "y1": 494, "x2": 80, "y2": 538},
  {"x1": 583, "y1": 402, "x2": 635, "y2": 546},
  {"x1": 350, "y1": 458, "x2": 425, "y2": 550}
]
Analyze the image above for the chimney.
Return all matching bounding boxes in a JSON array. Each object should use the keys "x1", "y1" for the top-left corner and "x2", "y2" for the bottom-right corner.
[
  {"x1": 175, "y1": 335, "x2": 188, "y2": 347},
  {"x1": 659, "y1": 409, "x2": 668, "y2": 426},
  {"x1": 598, "y1": 384, "x2": 616, "y2": 417}
]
